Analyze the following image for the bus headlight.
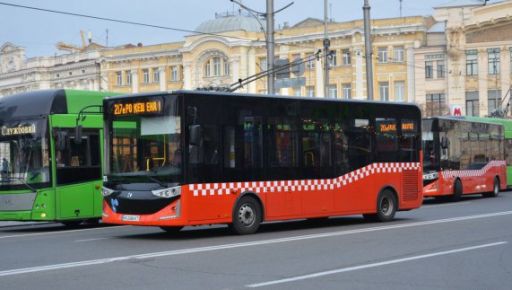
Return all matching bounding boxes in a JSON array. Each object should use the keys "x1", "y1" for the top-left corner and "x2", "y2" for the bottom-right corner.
[
  {"x1": 423, "y1": 172, "x2": 439, "y2": 181},
  {"x1": 102, "y1": 186, "x2": 115, "y2": 197},
  {"x1": 152, "y1": 186, "x2": 181, "y2": 198}
]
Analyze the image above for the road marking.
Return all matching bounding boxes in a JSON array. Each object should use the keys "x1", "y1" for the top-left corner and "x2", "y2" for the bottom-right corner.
[
  {"x1": 74, "y1": 237, "x2": 111, "y2": 243},
  {"x1": 0, "y1": 225, "x2": 127, "y2": 240},
  {"x1": 246, "y1": 241, "x2": 508, "y2": 288},
  {"x1": 0, "y1": 210, "x2": 511, "y2": 277}
]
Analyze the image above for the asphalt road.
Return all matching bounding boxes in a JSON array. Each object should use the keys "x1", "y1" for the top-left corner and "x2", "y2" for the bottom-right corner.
[{"x1": 0, "y1": 192, "x2": 511, "y2": 290}]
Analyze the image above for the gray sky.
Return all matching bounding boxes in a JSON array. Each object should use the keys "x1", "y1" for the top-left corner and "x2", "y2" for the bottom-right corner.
[{"x1": 0, "y1": 0, "x2": 497, "y2": 57}]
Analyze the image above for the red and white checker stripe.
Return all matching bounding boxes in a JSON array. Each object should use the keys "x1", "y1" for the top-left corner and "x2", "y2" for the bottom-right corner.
[
  {"x1": 188, "y1": 162, "x2": 420, "y2": 197},
  {"x1": 441, "y1": 160, "x2": 506, "y2": 179}
]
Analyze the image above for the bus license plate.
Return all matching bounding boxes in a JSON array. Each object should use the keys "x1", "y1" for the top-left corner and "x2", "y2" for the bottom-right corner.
[{"x1": 122, "y1": 215, "x2": 140, "y2": 222}]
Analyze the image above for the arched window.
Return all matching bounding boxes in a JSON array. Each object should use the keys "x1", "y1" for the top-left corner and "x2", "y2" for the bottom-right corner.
[{"x1": 204, "y1": 56, "x2": 230, "y2": 77}]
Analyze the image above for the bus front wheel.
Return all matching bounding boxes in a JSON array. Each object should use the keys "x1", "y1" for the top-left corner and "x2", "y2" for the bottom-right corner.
[
  {"x1": 363, "y1": 189, "x2": 397, "y2": 222},
  {"x1": 230, "y1": 196, "x2": 262, "y2": 235},
  {"x1": 451, "y1": 179, "x2": 463, "y2": 202}
]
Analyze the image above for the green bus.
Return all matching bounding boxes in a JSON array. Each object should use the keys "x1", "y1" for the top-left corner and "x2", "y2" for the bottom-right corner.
[
  {"x1": 0, "y1": 89, "x2": 117, "y2": 225},
  {"x1": 464, "y1": 116, "x2": 512, "y2": 187}
]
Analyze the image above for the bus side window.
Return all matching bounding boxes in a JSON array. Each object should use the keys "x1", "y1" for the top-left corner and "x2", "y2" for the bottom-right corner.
[
  {"x1": 399, "y1": 119, "x2": 418, "y2": 162},
  {"x1": 346, "y1": 118, "x2": 372, "y2": 169},
  {"x1": 54, "y1": 128, "x2": 101, "y2": 185}
]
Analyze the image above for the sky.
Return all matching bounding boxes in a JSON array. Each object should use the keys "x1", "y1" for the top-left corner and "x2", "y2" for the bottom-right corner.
[{"x1": 0, "y1": 0, "x2": 498, "y2": 58}]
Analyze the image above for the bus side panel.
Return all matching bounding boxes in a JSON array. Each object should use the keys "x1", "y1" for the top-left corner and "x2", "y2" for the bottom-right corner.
[{"x1": 56, "y1": 183, "x2": 95, "y2": 219}]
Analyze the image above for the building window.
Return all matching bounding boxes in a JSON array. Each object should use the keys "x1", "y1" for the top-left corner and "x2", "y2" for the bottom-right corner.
[
  {"x1": 425, "y1": 61, "x2": 433, "y2": 79},
  {"x1": 378, "y1": 47, "x2": 388, "y2": 63},
  {"x1": 328, "y1": 51, "x2": 337, "y2": 67},
  {"x1": 170, "y1": 66, "x2": 179, "y2": 81},
  {"x1": 466, "y1": 50, "x2": 478, "y2": 76},
  {"x1": 394, "y1": 81, "x2": 405, "y2": 102},
  {"x1": 342, "y1": 83, "x2": 351, "y2": 99},
  {"x1": 379, "y1": 82, "x2": 389, "y2": 101},
  {"x1": 327, "y1": 85, "x2": 337, "y2": 98},
  {"x1": 425, "y1": 93, "x2": 446, "y2": 117},
  {"x1": 488, "y1": 90, "x2": 502, "y2": 115},
  {"x1": 153, "y1": 68, "x2": 160, "y2": 83},
  {"x1": 143, "y1": 69, "x2": 149, "y2": 84},
  {"x1": 125, "y1": 70, "x2": 132, "y2": 85},
  {"x1": 213, "y1": 57, "x2": 221, "y2": 76},
  {"x1": 204, "y1": 56, "x2": 228, "y2": 77},
  {"x1": 488, "y1": 48, "x2": 500, "y2": 75},
  {"x1": 116, "y1": 71, "x2": 122, "y2": 86},
  {"x1": 437, "y1": 61, "x2": 445, "y2": 78},
  {"x1": 259, "y1": 57, "x2": 268, "y2": 71},
  {"x1": 224, "y1": 60, "x2": 230, "y2": 76},
  {"x1": 342, "y1": 49, "x2": 351, "y2": 65},
  {"x1": 306, "y1": 86, "x2": 315, "y2": 97},
  {"x1": 393, "y1": 46, "x2": 404, "y2": 63},
  {"x1": 305, "y1": 53, "x2": 315, "y2": 69},
  {"x1": 466, "y1": 91, "x2": 479, "y2": 116}
]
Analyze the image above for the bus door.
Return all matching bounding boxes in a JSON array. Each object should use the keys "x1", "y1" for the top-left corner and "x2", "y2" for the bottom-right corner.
[{"x1": 53, "y1": 128, "x2": 102, "y2": 219}]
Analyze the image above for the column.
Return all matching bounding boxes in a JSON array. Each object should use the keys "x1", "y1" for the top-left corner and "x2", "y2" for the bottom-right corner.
[
  {"x1": 315, "y1": 57, "x2": 324, "y2": 97},
  {"x1": 183, "y1": 62, "x2": 192, "y2": 90},
  {"x1": 159, "y1": 66, "x2": 166, "y2": 91},
  {"x1": 355, "y1": 47, "x2": 364, "y2": 99},
  {"x1": 478, "y1": 48, "x2": 488, "y2": 116},
  {"x1": 406, "y1": 46, "x2": 415, "y2": 103},
  {"x1": 131, "y1": 69, "x2": 139, "y2": 93}
]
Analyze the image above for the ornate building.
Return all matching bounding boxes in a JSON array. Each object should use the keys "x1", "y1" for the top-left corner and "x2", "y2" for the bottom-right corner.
[
  {"x1": 102, "y1": 12, "x2": 430, "y2": 102},
  {"x1": 0, "y1": 43, "x2": 103, "y2": 96},
  {"x1": 415, "y1": 0, "x2": 512, "y2": 117}
]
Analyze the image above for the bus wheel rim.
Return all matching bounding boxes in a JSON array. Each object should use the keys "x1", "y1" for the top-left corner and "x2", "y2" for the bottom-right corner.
[
  {"x1": 494, "y1": 182, "x2": 499, "y2": 194},
  {"x1": 380, "y1": 198, "x2": 391, "y2": 215},
  {"x1": 238, "y1": 204, "x2": 255, "y2": 226}
]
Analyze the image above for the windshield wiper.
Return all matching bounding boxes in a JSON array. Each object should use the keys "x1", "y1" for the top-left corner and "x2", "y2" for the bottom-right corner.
[
  {"x1": 143, "y1": 174, "x2": 167, "y2": 188},
  {"x1": 5, "y1": 176, "x2": 37, "y2": 192}
]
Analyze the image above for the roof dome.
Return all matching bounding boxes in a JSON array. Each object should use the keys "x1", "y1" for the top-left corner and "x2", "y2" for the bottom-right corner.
[{"x1": 195, "y1": 13, "x2": 265, "y2": 34}]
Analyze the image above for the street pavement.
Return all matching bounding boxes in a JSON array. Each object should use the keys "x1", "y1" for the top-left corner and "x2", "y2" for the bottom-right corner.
[{"x1": 0, "y1": 192, "x2": 511, "y2": 290}]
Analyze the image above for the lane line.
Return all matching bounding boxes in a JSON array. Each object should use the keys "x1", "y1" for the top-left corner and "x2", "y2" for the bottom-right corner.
[
  {"x1": 0, "y1": 210, "x2": 511, "y2": 277},
  {"x1": 74, "y1": 238, "x2": 111, "y2": 243},
  {"x1": 0, "y1": 225, "x2": 127, "y2": 240},
  {"x1": 246, "y1": 241, "x2": 508, "y2": 288}
]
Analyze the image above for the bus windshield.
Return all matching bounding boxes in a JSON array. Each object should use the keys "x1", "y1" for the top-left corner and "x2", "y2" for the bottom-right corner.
[
  {"x1": 107, "y1": 113, "x2": 182, "y2": 186},
  {"x1": 0, "y1": 118, "x2": 50, "y2": 189}
]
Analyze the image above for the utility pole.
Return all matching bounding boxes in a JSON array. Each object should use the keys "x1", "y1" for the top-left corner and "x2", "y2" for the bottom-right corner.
[
  {"x1": 266, "y1": 0, "x2": 275, "y2": 95},
  {"x1": 363, "y1": 0, "x2": 374, "y2": 100},
  {"x1": 323, "y1": 0, "x2": 330, "y2": 98}
]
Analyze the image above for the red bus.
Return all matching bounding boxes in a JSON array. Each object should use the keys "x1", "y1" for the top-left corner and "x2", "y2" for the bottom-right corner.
[
  {"x1": 422, "y1": 117, "x2": 506, "y2": 201},
  {"x1": 101, "y1": 91, "x2": 423, "y2": 234}
]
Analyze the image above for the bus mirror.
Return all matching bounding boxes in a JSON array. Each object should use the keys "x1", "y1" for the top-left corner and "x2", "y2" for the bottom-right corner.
[
  {"x1": 189, "y1": 125, "x2": 203, "y2": 146},
  {"x1": 74, "y1": 125, "x2": 83, "y2": 145}
]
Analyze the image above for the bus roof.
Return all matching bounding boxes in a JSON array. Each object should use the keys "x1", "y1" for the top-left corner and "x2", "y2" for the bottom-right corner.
[
  {"x1": 0, "y1": 89, "x2": 117, "y2": 120},
  {"x1": 104, "y1": 90, "x2": 422, "y2": 112}
]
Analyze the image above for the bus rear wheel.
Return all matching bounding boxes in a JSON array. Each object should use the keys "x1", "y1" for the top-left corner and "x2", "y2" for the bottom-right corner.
[
  {"x1": 483, "y1": 177, "x2": 500, "y2": 198},
  {"x1": 363, "y1": 189, "x2": 397, "y2": 222},
  {"x1": 230, "y1": 196, "x2": 262, "y2": 235},
  {"x1": 451, "y1": 179, "x2": 463, "y2": 202}
]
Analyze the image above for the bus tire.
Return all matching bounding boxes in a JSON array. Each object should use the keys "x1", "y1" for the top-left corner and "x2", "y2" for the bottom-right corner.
[
  {"x1": 483, "y1": 177, "x2": 500, "y2": 198},
  {"x1": 230, "y1": 196, "x2": 262, "y2": 235},
  {"x1": 160, "y1": 226, "x2": 183, "y2": 234},
  {"x1": 451, "y1": 179, "x2": 463, "y2": 202},
  {"x1": 363, "y1": 189, "x2": 397, "y2": 222}
]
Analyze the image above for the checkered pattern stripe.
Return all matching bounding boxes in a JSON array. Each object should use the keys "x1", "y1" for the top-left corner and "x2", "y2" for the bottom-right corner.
[
  {"x1": 188, "y1": 162, "x2": 420, "y2": 197},
  {"x1": 442, "y1": 160, "x2": 506, "y2": 179}
]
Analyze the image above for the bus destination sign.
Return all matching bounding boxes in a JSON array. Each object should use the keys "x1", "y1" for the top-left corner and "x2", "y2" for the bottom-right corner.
[
  {"x1": 113, "y1": 98, "x2": 163, "y2": 116},
  {"x1": 1, "y1": 124, "x2": 36, "y2": 136}
]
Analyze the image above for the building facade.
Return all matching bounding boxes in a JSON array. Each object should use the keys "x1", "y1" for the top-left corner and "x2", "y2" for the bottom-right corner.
[
  {"x1": 415, "y1": 0, "x2": 512, "y2": 117},
  {"x1": 0, "y1": 43, "x2": 103, "y2": 96}
]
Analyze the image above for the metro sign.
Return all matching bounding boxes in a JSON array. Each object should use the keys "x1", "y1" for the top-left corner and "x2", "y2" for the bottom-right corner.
[{"x1": 450, "y1": 105, "x2": 463, "y2": 116}]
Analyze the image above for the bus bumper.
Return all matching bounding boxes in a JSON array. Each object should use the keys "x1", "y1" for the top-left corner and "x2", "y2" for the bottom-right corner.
[{"x1": 102, "y1": 200, "x2": 185, "y2": 226}]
